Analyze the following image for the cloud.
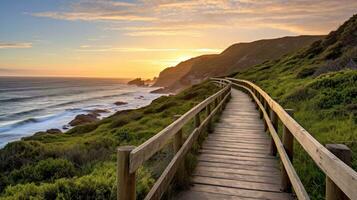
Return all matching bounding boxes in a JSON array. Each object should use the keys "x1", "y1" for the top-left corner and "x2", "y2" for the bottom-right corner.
[
  {"x1": 0, "y1": 42, "x2": 32, "y2": 49},
  {"x1": 0, "y1": 68, "x2": 38, "y2": 75},
  {"x1": 77, "y1": 46, "x2": 222, "y2": 53},
  {"x1": 32, "y1": 12, "x2": 156, "y2": 21},
  {"x1": 107, "y1": 24, "x2": 225, "y2": 36},
  {"x1": 31, "y1": 0, "x2": 357, "y2": 35},
  {"x1": 124, "y1": 30, "x2": 201, "y2": 37}
]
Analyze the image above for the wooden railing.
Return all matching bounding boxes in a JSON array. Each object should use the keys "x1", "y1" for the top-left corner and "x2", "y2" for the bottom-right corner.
[
  {"x1": 117, "y1": 80, "x2": 232, "y2": 200},
  {"x1": 228, "y1": 78, "x2": 357, "y2": 200}
]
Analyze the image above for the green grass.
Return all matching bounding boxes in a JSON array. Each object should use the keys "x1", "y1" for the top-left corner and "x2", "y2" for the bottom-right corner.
[{"x1": 0, "y1": 81, "x2": 220, "y2": 199}]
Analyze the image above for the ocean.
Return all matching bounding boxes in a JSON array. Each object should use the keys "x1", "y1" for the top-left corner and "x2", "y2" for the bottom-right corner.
[{"x1": 0, "y1": 77, "x2": 162, "y2": 148}]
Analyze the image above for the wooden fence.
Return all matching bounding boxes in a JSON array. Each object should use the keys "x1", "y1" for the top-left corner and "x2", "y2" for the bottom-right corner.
[{"x1": 117, "y1": 80, "x2": 232, "y2": 200}]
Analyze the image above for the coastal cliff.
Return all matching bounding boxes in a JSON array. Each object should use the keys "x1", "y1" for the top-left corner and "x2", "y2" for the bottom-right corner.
[{"x1": 153, "y1": 35, "x2": 323, "y2": 93}]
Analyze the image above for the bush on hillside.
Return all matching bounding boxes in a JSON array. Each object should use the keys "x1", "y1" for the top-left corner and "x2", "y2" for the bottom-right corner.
[
  {"x1": 9, "y1": 158, "x2": 76, "y2": 184},
  {"x1": 314, "y1": 47, "x2": 357, "y2": 76},
  {"x1": 324, "y1": 41, "x2": 343, "y2": 60},
  {"x1": 285, "y1": 87, "x2": 316, "y2": 102},
  {"x1": 296, "y1": 67, "x2": 317, "y2": 78},
  {"x1": 2, "y1": 162, "x2": 154, "y2": 200},
  {"x1": 0, "y1": 141, "x2": 47, "y2": 172}
]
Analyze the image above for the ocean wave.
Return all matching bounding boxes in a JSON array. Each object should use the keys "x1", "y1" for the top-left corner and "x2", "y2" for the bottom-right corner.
[
  {"x1": 0, "y1": 95, "x2": 56, "y2": 103},
  {"x1": 2, "y1": 108, "x2": 46, "y2": 121},
  {"x1": 0, "y1": 91, "x2": 133, "y2": 122},
  {"x1": 0, "y1": 83, "x2": 119, "y2": 93},
  {"x1": 0, "y1": 113, "x2": 67, "y2": 133},
  {"x1": 0, "y1": 86, "x2": 127, "y2": 104},
  {"x1": 49, "y1": 92, "x2": 133, "y2": 108},
  {"x1": 0, "y1": 117, "x2": 44, "y2": 133},
  {"x1": 0, "y1": 85, "x2": 72, "y2": 93}
]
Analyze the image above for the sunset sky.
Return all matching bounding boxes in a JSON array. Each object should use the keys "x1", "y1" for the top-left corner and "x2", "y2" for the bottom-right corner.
[{"x1": 1, "y1": 0, "x2": 356, "y2": 78}]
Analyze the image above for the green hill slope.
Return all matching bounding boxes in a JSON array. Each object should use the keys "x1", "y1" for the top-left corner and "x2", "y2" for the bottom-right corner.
[
  {"x1": 154, "y1": 35, "x2": 323, "y2": 92},
  {"x1": 234, "y1": 14, "x2": 357, "y2": 199}
]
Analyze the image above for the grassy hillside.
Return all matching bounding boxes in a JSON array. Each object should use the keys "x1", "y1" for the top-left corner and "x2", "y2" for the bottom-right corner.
[
  {"x1": 234, "y1": 14, "x2": 357, "y2": 199},
  {"x1": 154, "y1": 35, "x2": 323, "y2": 92},
  {"x1": 0, "y1": 82, "x2": 220, "y2": 199}
]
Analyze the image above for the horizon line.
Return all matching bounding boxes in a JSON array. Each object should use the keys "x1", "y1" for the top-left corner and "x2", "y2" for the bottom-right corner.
[{"x1": 0, "y1": 75, "x2": 137, "y2": 80}]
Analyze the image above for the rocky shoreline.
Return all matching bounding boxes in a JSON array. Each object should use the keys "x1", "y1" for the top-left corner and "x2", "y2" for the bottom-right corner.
[
  {"x1": 33, "y1": 101, "x2": 129, "y2": 136},
  {"x1": 30, "y1": 85, "x2": 167, "y2": 137}
]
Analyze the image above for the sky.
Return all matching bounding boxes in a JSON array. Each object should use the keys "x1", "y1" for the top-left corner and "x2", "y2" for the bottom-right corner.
[{"x1": 0, "y1": 0, "x2": 356, "y2": 78}]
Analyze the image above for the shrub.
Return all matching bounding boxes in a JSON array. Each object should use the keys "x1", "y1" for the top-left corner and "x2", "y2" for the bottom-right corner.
[
  {"x1": 296, "y1": 67, "x2": 317, "y2": 78},
  {"x1": 0, "y1": 141, "x2": 47, "y2": 172},
  {"x1": 2, "y1": 162, "x2": 156, "y2": 200},
  {"x1": 2, "y1": 162, "x2": 116, "y2": 200},
  {"x1": 109, "y1": 116, "x2": 131, "y2": 128},
  {"x1": 285, "y1": 87, "x2": 316, "y2": 102},
  {"x1": 301, "y1": 40, "x2": 323, "y2": 59},
  {"x1": 114, "y1": 128, "x2": 133, "y2": 142},
  {"x1": 314, "y1": 47, "x2": 357, "y2": 76},
  {"x1": 9, "y1": 158, "x2": 76, "y2": 184},
  {"x1": 144, "y1": 101, "x2": 178, "y2": 114},
  {"x1": 67, "y1": 123, "x2": 99, "y2": 135},
  {"x1": 60, "y1": 139, "x2": 115, "y2": 166}
]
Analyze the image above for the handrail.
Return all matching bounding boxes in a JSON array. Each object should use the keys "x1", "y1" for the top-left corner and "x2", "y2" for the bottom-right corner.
[
  {"x1": 228, "y1": 78, "x2": 357, "y2": 200},
  {"x1": 129, "y1": 82, "x2": 230, "y2": 173},
  {"x1": 117, "y1": 80, "x2": 232, "y2": 200},
  {"x1": 233, "y1": 82, "x2": 309, "y2": 200},
  {"x1": 144, "y1": 88, "x2": 231, "y2": 200}
]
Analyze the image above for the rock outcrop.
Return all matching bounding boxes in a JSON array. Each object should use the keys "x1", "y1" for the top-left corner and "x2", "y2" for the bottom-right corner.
[{"x1": 69, "y1": 114, "x2": 99, "y2": 126}]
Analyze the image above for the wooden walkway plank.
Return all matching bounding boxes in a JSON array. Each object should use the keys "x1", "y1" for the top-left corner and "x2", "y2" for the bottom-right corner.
[
  {"x1": 175, "y1": 89, "x2": 292, "y2": 199},
  {"x1": 179, "y1": 184, "x2": 293, "y2": 200},
  {"x1": 197, "y1": 160, "x2": 280, "y2": 173},
  {"x1": 192, "y1": 176, "x2": 282, "y2": 192}
]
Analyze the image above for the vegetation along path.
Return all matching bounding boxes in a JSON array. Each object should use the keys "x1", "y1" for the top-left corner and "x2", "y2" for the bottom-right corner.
[{"x1": 175, "y1": 89, "x2": 293, "y2": 199}]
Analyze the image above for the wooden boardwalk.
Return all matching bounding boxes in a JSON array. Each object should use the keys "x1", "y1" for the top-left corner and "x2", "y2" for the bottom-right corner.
[
  {"x1": 175, "y1": 89, "x2": 293, "y2": 200},
  {"x1": 118, "y1": 79, "x2": 357, "y2": 200}
]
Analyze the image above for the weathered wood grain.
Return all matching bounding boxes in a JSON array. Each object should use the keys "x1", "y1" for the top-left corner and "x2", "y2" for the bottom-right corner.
[
  {"x1": 192, "y1": 176, "x2": 282, "y2": 192},
  {"x1": 190, "y1": 184, "x2": 293, "y2": 200}
]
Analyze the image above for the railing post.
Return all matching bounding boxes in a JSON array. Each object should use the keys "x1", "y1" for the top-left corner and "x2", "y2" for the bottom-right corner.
[
  {"x1": 281, "y1": 109, "x2": 294, "y2": 192},
  {"x1": 325, "y1": 144, "x2": 352, "y2": 200},
  {"x1": 172, "y1": 115, "x2": 185, "y2": 187},
  {"x1": 194, "y1": 112, "x2": 201, "y2": 128},
  {"x1": 218, "y1": 94, "x2": 222, "y2": 111},
  {"x1": 206, "y1": 104, "x2": 213, "y2": 133},
  {"x1": 269, "y1": 109, "x2": 278, "y2": 156},
  {"x1": 257, "y1": 94, "x2": 263, "y2": 118},
  {"x1": 253, "y1": 90, "x2": 259, "y2": 109},
  {"x1": 214, "y1": 97, "x2": 219, "y2": 110},
  {"x1": 228, "y1": 85, "x2": 232, "y2": 98},
  {"x1": 117, "y1": 146, "x2": 136, "y2": 200},
  {"x1": 263, "y1": 100, "x2": 268, "y2": 131}
]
